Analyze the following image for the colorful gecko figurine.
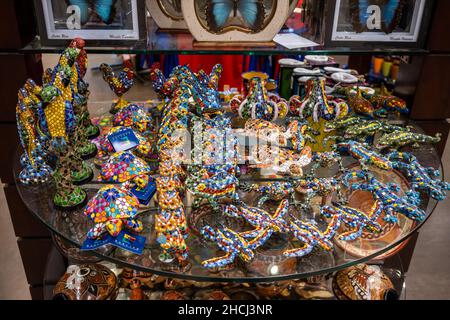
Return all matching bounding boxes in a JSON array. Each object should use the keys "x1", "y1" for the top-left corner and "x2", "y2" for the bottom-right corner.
[
  {"x1": 321, "y1": 201, "x2": 383, "y2": 241},
  {"x1": 224, "y1": 200, "x2": 290, "y2": 235},
  {"x1": 388, "y1": 151, "x2": 450, "y2": 201},
  {"x1": 342, "y1": 170, "x2": 426, "y2": 222},
  {"x1": 376, "y1": 130, "x2": 442, "y2": 150},
  {"x1": 200, "y1": 226, "x2": 273, "y2": 268},
  {"x1": 283, "y1": 214, "x2": 341, "y2": 258},
  {"x1": 335, "y1": 141, "x2": 392, "y2": 171}
]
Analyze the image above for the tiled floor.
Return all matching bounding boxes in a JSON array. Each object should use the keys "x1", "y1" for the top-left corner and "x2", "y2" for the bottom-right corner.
[{"x1": 0, "y1": 54, "x2": 449, "y2": 299}]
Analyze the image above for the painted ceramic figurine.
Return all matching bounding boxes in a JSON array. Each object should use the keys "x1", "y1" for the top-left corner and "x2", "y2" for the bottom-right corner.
[
  {"x1": 84, "y1": 185, "x2": 143, "y2": 239},
  {"x1": 230, "y1": 77, "x2": 288, "y2": 121},
  {"x1": 240, "y1": 181, "x2": 298, "y2": 206},
  {"x1": 289, "y1": 79, "x2": 349, "y2": 122},
  {"x1": 388, "y1": 151, "x2": 450, "y2": 201},
  {"x1": 333, "y1": 264, "x2": 398, "y2": 300},
  {"x1": 376, "y1": 130, "x2": 442, "y2": 150},
  {"x1": 342, "y1": 170, "x2": 426, "y2": 222},
  {"x1": 100, "y1": 63, "x2": 135, "y2": 114},
  {"x1": 250, "y1": 144, "x2": 313, "y2": 177}
]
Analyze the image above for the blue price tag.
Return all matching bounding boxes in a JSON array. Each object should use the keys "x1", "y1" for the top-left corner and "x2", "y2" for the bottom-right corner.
[
  {"x1": 108, "y1": 128, "x2": 140, "y2": 152},
  {"x1": 131, "y1": 180, "x2": 157, "y2": 205}
]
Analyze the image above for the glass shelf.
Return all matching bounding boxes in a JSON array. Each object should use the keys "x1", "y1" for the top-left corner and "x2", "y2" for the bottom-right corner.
[
  {"x1": 13, "y1": 103, "x2": 443, "y2": 283},
  {"x1": 17, "y1": 19, "x2": 431, "y2": 56}
]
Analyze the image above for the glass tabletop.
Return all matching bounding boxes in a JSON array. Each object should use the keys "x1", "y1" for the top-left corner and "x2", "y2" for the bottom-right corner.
[
  {"x1": 13, "y1": 102, "x2": 444, "y2": 282},
  {"x1": 17, "y1": 18, "x2": 431, "y2": 56}
]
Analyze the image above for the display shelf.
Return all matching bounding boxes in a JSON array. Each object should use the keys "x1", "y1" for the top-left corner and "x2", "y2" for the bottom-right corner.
[
  {"x1": 13, "y1": 101, "x2": 443, "y2": 283},
  {"x1": 16, "y1": 19, "x2": 431, "y2": 56}
]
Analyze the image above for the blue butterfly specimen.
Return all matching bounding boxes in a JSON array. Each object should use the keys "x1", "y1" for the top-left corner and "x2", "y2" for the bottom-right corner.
[
  {"x1": 205, "y1": 0, "x2": 266, "y2": 33},
  {"x1": 350, "y1": 0, "x2": 406, "y2": 34},
  {"x1": 67, "y1": 0, "x2": 117, "y2": 25}
]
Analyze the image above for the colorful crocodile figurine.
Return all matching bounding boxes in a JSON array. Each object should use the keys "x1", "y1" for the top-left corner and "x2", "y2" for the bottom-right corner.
[
  {"x1": 321, "y1": 201, "x2": 383, "y2": 241},
  {"x1": 376, "y1": 130, "x2": 442, "y2": 150},
  {"x1": 388, "y1": 151, "x2": 450, "y2": 201},
  {"x1": 342, "y1": 170, "x2": 426, "y2": 222}
]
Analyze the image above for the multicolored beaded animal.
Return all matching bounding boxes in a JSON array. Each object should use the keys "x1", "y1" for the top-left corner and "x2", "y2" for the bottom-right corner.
[
  {"x1": 342, "y1": 170, "x2": 425, "y2": 222},
  {"x1": 321, "y1": 202, "x2": 383, "y2": 241},
  {"x1": 388, "y1": 151, "x2": 450, "y2": 201},
  {"x1": 84, "y1": 185, "x2": 143, "y2": 239}
]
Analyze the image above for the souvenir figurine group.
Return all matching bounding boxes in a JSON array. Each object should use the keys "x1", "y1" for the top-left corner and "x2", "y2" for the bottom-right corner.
[{"x1": 16, "y1": 39, "x2": 450, "y2": 272}]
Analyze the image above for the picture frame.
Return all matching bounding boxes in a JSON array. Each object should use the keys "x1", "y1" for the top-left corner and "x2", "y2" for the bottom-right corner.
[
  {"x1": 33, "y1": 0, "x2": 147, "y2": 47},
  {"x1": 322, "y1": 0, "x2": 435, "y2": 48}
]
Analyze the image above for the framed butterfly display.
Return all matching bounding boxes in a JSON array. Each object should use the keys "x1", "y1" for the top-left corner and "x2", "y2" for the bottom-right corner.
[
  {"x1": 146, "y1": 0, "x2": 188, "y2": 30},
  {"x1": 322, "y1": 0, "x2": 434, "y2": 47},
  {"x1": 34, "y1": 0, "x2": 147, "y2": 46},
  {"x1": 181, "y1": 0, "x2": 291, "y2": 43}
]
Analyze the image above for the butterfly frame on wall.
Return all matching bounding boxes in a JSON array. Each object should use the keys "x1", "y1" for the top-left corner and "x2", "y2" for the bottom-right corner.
[
  {"x1": 34, "y1": 0, "x2": 147, "y2": 46},
  {"x1": 181, "y1": 0, "x2": 290, "y2": 43},
  {"x1": 146, "y1": 0, "x2": 188, "y2": 31},
  {"x1": 321, "y1": 0, "x2": 434, "y2": 48}
]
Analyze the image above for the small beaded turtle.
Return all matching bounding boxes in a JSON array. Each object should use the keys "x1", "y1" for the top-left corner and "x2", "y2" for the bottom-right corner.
[
  {"x1": 84, "y1": 185, "x2": 142, "y2": 239},
  {"x1": 99, "y1": 151, "x2": 152, "y2": 189}
]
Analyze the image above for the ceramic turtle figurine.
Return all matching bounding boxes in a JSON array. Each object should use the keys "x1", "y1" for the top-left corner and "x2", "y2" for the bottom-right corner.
[
  {"x1": 83, "y1": 185, "x2": 143, "y2": 239},
  {"x1": 99, "y1": 151, "x2": 152, "y2": 190},
  {"x1": 332, "y1": 264, "x2": 398, "y2": 300},
  {"x1": 53, "y1": 264, "x2": 117, "y2": 300}
]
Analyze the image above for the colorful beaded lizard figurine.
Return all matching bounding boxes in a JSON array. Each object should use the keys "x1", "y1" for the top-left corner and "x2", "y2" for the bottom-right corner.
[
  {"x1": 342, "y1": 170, "x2": 425, "y2": 222},
  {"x1": 388, "y1": 151, "x2": 450, "y2": 201},
  {"x1": 376, "y1": 130, "x2": 442, "y2": 150},
  {"x1": 321, "y1": 202, "x2": 383, "y2": 241},
  {"x1": 84, "y1": 185, "x2": 143, "y2": 239}
]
